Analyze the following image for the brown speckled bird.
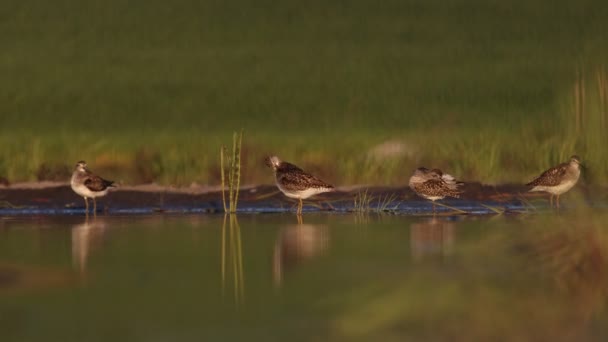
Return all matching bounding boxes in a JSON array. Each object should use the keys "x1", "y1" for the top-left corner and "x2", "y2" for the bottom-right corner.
[
  {"x1": 527, "y1": 155, "x2": 581, "y2": 208},
  {"x1": 409, "y1": 167, "x2": 463, "y2": 212},
  {"x1": 265, "y1": 156, "x2": 334, "y2": 215},
  {"x1": 70, "y1": 161, "x2": 115, "y2": 214}
]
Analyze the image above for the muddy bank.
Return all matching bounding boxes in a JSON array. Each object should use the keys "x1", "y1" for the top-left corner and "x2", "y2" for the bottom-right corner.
[{"x1": 0, "y1": 182, "x2": 599, "y2": 216}]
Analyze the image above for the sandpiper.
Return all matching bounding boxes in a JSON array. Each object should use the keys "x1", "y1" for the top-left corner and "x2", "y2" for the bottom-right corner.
[
  {"x1": 526, "y1": 155, "x2": 581, "y2": 209},
  {"x1": 409, "y1": 167, "x2": 463, "y2": 212},
  {"x1": 70, "y1": 161, "x2": 115, "y2": 214},
  {"x1": 265, "y1": 156, "x2": 335, "y2": 215}
]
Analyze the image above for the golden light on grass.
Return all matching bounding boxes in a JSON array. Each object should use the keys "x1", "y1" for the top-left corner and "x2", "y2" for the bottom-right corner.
[{"x1": 220, "y1": 131, "x2": 243, "y2": 213}]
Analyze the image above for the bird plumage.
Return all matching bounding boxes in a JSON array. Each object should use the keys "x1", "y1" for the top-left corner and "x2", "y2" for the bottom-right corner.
[
  {"x1": 265, "y1": 156, "x2": 334, "y2": 214},
  {"x1": 70, "y1": 161, "x2": 115, "y2": 214},
  {"x1": 275, "y1": 165, "x2": 334, "y2": 193},
  {"x1": 527, "y1": 163, "x2": 571, "y2": 187},
  {"x1": 411, "y1": 179, "x2": 462, "y2": 200},
  {"x1": 409, "y1": 167, "x2": 463, "y2": 211},
  {"x1": 526, "y1": 155, "x2": 581, "y2": 208},
  {"x1": 83, "y1": 174, "x2": 115, "y2": 192}
]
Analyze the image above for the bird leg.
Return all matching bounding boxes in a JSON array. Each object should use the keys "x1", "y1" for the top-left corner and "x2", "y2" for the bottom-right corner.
[
  {"x1": 84, "y1": 197, "x2": 89, "y2": 215},
  {"x1": 93, "y1": 198, "x2": 97, "y2": 216},
  {"x1": 298, "y1": 198, "x2": 303, "y2": 215},
  {"x1": 556, "y1": 195, "x2": 560, "y2": 209},
  {"x1": 432, "y1": 201, "x2": 436, "y2": 214}
]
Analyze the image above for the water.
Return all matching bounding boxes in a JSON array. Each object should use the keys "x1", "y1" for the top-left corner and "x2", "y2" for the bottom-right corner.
[{"x1": 1, "y1": 212, "x2": 607, "y2": 341}]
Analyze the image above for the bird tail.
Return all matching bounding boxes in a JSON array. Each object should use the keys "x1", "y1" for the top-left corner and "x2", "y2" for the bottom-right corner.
[
  {"x1": 442, "y1": 174, "x2": 465, "y2": 188},
  {"x1": 322, "y1": 184, "x2": 336, "y2": 192},
  {"x1": 103, "y1": 179, "x2": 116, "y2": 188}
]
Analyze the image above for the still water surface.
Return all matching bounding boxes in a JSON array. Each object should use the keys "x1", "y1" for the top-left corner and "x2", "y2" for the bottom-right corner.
[{"x1": 1, "y1": 213, "x2": 607, "y2": 341}]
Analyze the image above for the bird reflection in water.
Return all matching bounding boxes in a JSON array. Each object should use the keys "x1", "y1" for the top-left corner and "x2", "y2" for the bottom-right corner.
[
  {"x1": 71, "y1": 217, "x2": 106, "y2": 278},
  {"x1": 410, "y1": 217, "x2": 456, "y2": 262},
  {"x1": 273, "y1": 216, "x2": 329, "y2": 287}
]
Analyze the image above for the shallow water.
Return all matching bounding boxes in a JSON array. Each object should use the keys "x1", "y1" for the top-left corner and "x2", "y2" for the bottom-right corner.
[{"x1": 1, "y1": 212, "x2": 607, "y2": 342}]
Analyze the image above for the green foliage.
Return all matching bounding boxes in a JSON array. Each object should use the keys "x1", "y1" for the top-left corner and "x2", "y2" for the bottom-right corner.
[
  {"x1": 353, "y1": 189, "x2": 400, "y2": 213},
  {"x1": 1, "y1": 0, "x2": 607, "y2": 185},
  {"x1": 559, "y1": 67, "x2": 608, "y2": 184},
  {"x1": 353, "y1": 189, "x2": 374, "y2": 213}
]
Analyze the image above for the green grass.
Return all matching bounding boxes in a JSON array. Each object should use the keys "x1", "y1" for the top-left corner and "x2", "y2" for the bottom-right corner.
[
  {"x1": 220, "y1": 131, "x2": 243, "y2": 213},
  {"x1": 353, "y1": 189, "x2": 400, "y2": 213},
  {"x1": 1, "y1": 0, "x2": 607, "y2": 185}
]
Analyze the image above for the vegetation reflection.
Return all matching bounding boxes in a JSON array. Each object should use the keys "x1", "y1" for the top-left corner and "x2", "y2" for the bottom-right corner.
[
  {"x1": 220, "y1": 214, "x2": 245, "y2": 305},
  {"x1": 334, "y1": 211, "x2": 608, "y2": 341}
]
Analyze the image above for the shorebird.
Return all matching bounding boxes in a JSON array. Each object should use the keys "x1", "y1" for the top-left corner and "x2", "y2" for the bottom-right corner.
[
  {"x1": 70, "y1": 161, "x2": 115, "y2": 214},
  {"x1": 409, "y1": 167, "x2": 463, "y2": 212},
  {"x1": 265, "y1": 156, "x2": 335, "y2": 215},
  {"x1": 526, "y1": 155, "x2": 581, "y2": 209}
]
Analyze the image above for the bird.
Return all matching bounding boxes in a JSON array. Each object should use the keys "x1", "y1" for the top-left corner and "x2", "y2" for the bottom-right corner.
[
  {"x1": 409, "y1": 167, "x2": 463, "y2": 213},
  {"x1": 265, "y1": 156, "x2": 335, "y2": 215},
  {"x1": 70, "y1": 161, "x2": 115, "y2": 215},
  {"x1": 526, "y1": 155, "x2": 581, "y2": 209}
]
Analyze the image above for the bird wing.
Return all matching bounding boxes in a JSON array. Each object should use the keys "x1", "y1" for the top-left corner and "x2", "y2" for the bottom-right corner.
[
  {"x1": 414, "y1": 179, "x2": 461, "y2": 198},
  {"x1": 277, "y1": 169, "x2": 334, "y2": 192},
  {"x1": 84, "y1": 175, "x2": 114, "y2": 191},
  {"x1": 441, "y1": 173, "x2": 465, "y2": 189},
  {"x1": 526, "y1": 163, "x2": 567, "y2": 187}
]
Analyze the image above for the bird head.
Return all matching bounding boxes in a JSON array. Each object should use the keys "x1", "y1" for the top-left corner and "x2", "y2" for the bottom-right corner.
[
  {"x1": 265, "y1": 156, "x2": 281, "y2": 171},
  {"x1": 75, "y1": 161, "x2": 88, "y2": 172}
]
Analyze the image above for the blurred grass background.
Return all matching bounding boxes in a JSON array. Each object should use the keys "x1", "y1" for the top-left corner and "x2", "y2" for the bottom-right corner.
[{"x1": 0, "y1": 0, "x2": 607, "y2": 186}]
